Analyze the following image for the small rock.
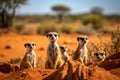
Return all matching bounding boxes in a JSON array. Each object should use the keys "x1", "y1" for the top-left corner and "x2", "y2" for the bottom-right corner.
[
  {"x1": 39, "y1": 47, "x2": 45, "y2": 51},
  {"x1": 5, "y1": 45, "x2": 13, "y2": 49},
  {"x1": 63, "y1": 40, "x2": 75, "y2": 44},
  {"x1": 0, "y1": 63, "x2": 12, "y2": 73}
]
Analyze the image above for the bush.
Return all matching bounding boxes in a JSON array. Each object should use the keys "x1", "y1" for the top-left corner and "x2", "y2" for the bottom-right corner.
[
  {"x1": 82, "y1": 14, "x2": 104, "y2": 30},
  {"x1": 110, "y1": 26, "x2": 120, "y2": 54},
  {"x1": 61, "y1": 24, "x2": 75, "y2": 34},
  {"x1": 14, "y1": 24, "x2": 25, "y2": 33},
  {"x1": 37, "y1": 21, "x2": 77, "y2": 34},
  {"x1": 76, "y1": 25, "x2": 96, "y2": 35},
  {"x1": 88, "y1": 26, "x2": 120, "y2": 59},
  {"x1": 37, "y1": 22, "x2": 61, "y2": 34}
]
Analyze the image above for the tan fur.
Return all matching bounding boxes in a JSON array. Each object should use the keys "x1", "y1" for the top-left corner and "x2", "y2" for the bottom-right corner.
[
  {"x1": 73, "y1": 36, "x2": 88, "y2": 65},
  {"x1": 46, "y1": 32, "x2": 64, "y2": 69},
  {"x1": 20, "y1": 42, "x2": 36, "y2": 70},
  {"x1": 60, "y1": 45, "x2": 70, "y2": 61}
]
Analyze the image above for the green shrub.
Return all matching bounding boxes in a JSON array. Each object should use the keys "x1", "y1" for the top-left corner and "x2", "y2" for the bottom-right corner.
[
  {"x1": 37, "y1": 22, "x2": 61, "y2": 34},
  {"x1": 88, "y1": 26, "x2": 120, "y2": 58},
  {"x1": 82, "y1": 14, "x2": 104, "y2": 30},
  {"x1": 14, "y1": 24, "x2": 25, "y2": 33},
  {"x1": 110, "y1": 26, "x2": 120, "y2": 54},
  {"x1": 61, "y1": 24, "x2": 75, "y2": 34},
  {"x1": 37, "y1": 21, "x2": 77, "y2": 34},
  {"x1": 76, "y1": 25, "x2": 96, "y2": 35}
]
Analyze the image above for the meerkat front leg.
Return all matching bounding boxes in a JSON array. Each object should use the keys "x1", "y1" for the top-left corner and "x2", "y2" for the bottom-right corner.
[
  {"x1": 33, "y1": 55, "x2": 37, "y2": 68},
  {"x1": 54, "y1": 53, "x2": 59, "y2": 69}
]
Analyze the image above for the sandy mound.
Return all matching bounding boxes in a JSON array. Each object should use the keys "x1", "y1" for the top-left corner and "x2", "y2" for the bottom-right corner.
[
  {"x1": 0, "y1": 62, "x2": 19, "y2": 73},
  {"x1": 0, "y1": 68, "x2": 55, "y2": 80},
  {"x1": 0, "y1": 63, "x2": 55, "y2": 80},
  {"x1": 99, "y1": 59, "x2": 120, "y2": 70},
  {"x1": 44, "y1": 60, "x2": 120, "y2": 80},
  {"x1": 110, "y1": 68, "x2": 120, "y2": 78},
  {"x1": 0, "y1": 59, "x2": 120, "y2": 80},
  {"x1": 99, "y1": 52, "x2": 120, "y2": 70},
  {"x1": 105, "y1": 52, "x2": 120, "y2": 60}
]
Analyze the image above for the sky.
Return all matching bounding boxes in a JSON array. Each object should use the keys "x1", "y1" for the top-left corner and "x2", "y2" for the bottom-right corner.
[{"x1": 16, "y1": 0, "x2": 120, "y2": 15}]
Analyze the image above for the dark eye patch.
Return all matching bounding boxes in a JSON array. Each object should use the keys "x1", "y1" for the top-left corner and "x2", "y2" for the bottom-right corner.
[
  {"x1": 32, "y1": 44, "x2": 35, "y2": 46},
  {"x1": 95, "y1": 53, "x2": 99, "y2": 56},
  {"x1": 54, "y1": 34, "x2": 58, "y2": 37},
  {"x1": 100, "y1": 53, "x2": 104, "y2": 56},
  {"x1": 25, "y1": 44, "x2": 31, "y2": 47},
  {"x1": 77, "y1": 37, "x2": 84, "y2": 41},
  {"x1": 60, "y1": 46, "x2": 64, "y2": 50},
  {"x1": 86, "y1": 38, "x2": 88, "y2": 40},
  {"x1": 48, "y1": 34, "x2": 52, "y2": 37}
]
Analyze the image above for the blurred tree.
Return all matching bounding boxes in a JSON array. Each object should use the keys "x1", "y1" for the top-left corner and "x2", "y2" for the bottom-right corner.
[
  {"x1": 82, "y1": 14, "x2": 104, "y2": 30},
  {"x1": 0, "y1": 0, "x2": 27, "y2": 28},
  {"x1": 51, "y1": 4, "x2": 70, "y2": 23},
  {"x1": 90, "y1": 6, "x2": 104, "y2": 15}
]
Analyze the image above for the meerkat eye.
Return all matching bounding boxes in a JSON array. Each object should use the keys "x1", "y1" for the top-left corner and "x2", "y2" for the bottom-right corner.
[
  {"x1": 54, "y1": 34, "x2": 58, "y2": 37},
  {"x1": 80, "y1": 38, "x2": 84, "y2": 41},
  {"x1": 60, "y1": 47, "x2": 64, "y2": 50},
  {"x1": 48, "y1": 34, "x2": 52, "y2": 37},
  {"x1": 95, "y1": 53, "x2": 98, "y2": 56},
  {"x1": 77, "y1": 37, "x2": 80, "y2": 41},
  {"x1": 32, "y1": 44, "x2": 35, "y2": 46},
  {"x1": 100, "y1": 53, "x2": 104, "y2": 56},
  {"x1": 86, "y1": 38, "x2": 88, "y2": 40},
  {"x1": 27, "y1": 44, "x2": 31, "y2": 47}
]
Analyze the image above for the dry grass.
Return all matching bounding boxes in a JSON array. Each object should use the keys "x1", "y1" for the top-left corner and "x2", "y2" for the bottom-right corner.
[{"x1": 87, "y1": 25, "x2": 120, "y2": 62}]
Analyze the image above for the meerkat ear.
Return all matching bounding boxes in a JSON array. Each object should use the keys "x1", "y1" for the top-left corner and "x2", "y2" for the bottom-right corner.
[
  {"x1": 46, "y1": 34, "x2": 49, "y2": 38},
  {"x1": 58, "y1": 33, "x2": 60, "y2": 37},
  {"x1": 58, "y1": 34, "x2": 60, "y2": 37},
  {"x1": 77, "y1": 37, "x2": 79, "y2": 41},
  {"x1": 24, "y1": 44, "x2": 27, "y2": 48}
]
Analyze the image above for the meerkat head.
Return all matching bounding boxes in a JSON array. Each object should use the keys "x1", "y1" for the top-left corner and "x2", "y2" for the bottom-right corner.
[
  {"x1": 94, "y1": 50, "x2": 106, "y2": 61},
  {"x1": 77, "y1": 35, "x2": 88, "y2": 45},
  {"x1": 47, "y1": 32, "x2": 59, "y2": 42},
  {"x1": 24, "y1": 42, "x2": 36, "y2": 51},
  {"x1": 59, "y1": 45, "x2": 68, "y2": 54}
]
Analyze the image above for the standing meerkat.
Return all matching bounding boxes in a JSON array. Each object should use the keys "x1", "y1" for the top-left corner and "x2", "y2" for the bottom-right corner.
[
  {"x1": 46, "y1": 32, "x2": 64, "y2": 69},
  {"x1": 20, "y1": 42, "x2": 37, "y2": 70},
  {"x1": 60, "y1": 45, "x2": 70, "y2": 61},
  {"x1": 94, "y1": 50, "x2": 106, "y2": 62},
  {"x1": 73, "y1": 35, "x2": 89, "y2": 65}
]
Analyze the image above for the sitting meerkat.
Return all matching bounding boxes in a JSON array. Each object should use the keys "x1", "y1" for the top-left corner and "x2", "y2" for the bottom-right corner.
[
  {"x1": 94, "y1": 50, "x2": 106, "y2": 62},
  {"x1": 59, "y1": 45, "x2": 70, "y2": 61},
  {"x1": 20, "y1": 42, "x2": 37, "y2": 70},
  {"x1": 46, "y1": 32, "x2": 64, "y2": 69},
  {"x1": 73, "y1": 35, "x2": 89, "y2": 65}
]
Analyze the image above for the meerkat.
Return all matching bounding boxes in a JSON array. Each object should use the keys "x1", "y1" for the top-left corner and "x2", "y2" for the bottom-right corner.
[
  {"x1": 20, "y1": 42, "x2": 37, "y2": 70},
  {"x1": 94, "y1": 50, "x2": 106, "y2": 62},
  {"x1": 73, "y1": 35, "x2": 89, "y2": 65},
  {"x1": 46, "y1": 32, "x2": 64, "y2": 69},
  {"x1": 59, "y1": 45, "x2": 70, "y2": 61}
]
